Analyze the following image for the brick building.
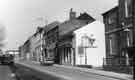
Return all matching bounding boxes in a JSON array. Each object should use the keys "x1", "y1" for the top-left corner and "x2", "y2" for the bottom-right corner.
[
  {"x1": 28, "y1": 27, "x2": 44, "y2": 62},
  {"x1": 102, "y1": 6, "x2": 120, "y2": 65},
  {"x1": 102, "y1": 0, "x2": 134, "y2": 74},
  {"x1": 43, "y1": 21, "x2": 60, "y2": 64},
  {"x1": 19, "y1": 39, "x2": 31, "y2": 60}
]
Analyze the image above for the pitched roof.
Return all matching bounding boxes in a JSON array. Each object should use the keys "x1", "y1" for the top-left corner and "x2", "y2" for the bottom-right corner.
[
  {"x1": 102, "y1": 6, "x2": 118, "y2": 16},
  {"x1": 77, "y1": 12, "x2": 95, "y2": 21},
  {"x1": 44, "y1": 21, "x2": 60, "y2": 32},
  {"x1": 59, "y1": 12, "x2": 95, "y2": 36}
]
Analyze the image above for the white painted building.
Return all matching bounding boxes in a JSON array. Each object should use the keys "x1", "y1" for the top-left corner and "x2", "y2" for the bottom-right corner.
[{"x1": 73, "y1": 21, "x2": 105, "y2": 67}]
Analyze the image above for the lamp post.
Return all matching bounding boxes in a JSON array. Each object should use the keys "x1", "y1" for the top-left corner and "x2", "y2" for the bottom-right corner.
[
  {"x1": 122, "y1": 23, "x2": 135, "y2": 79},
  {"x1": 124, "y1": 28, "x2": 130, "y2": 66}
]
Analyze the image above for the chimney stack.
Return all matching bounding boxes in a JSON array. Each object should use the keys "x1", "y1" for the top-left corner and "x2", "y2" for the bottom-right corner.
[{"x1": 69, "y1": 8, "x2": 76, "y2": 20}]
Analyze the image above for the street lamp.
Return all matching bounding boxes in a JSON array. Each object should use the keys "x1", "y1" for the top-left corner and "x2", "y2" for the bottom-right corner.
[{"x1": 123, "y1": 27, "x2": 130, "y2": 66}]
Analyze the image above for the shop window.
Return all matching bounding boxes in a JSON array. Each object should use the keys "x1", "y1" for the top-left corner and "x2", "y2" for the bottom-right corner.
[{"x1": 109, "y1": 35, "x2": 118, "y2": 56}]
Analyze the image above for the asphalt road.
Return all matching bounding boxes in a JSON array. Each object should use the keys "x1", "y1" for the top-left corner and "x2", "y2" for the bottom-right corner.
[
  {"x1": 0, "y1": 64, "x2": 16, "y2": 80},
  {"x1": 37, "y1": 65, "x2": 120, "y2": 80},
  {"x1": 16, "y1": 62, "x2": 122, "y2": 80},
  {"x1": 0, "y1": 64, "x2": 42, "y2": 80}
]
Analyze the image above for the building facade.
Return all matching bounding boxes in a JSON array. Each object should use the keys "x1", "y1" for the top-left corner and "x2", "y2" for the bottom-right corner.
[
  {"x1": 118, "y1": 0, "x2": 135, "y2": 60},
  {"x1": 44, "y1": 21, "x2": 60, "y2": 64},
  {"x1": 35, "y1": 27, "x2": 44, "y2": 62},
  {"x1": 29, "y1": 27, "x2": 44, "y2": 62},
  {"x1": 58, "y1": 9, "x2": 95, "y2": 65},
  {"x1": 102, "y1": 0, "x2": 134, "y2": 73},
  {"x1": 73, "y1": 21, "x2": 105, "y2": 67},
  {"x1": 102, "y1": 7, "x2": 121, "y2": 66},
  {"x1": 29, "y1": 35, "x2": 36, "y2": 61},
  {"x1": 19, "y1": 39, "x2": 31, "y2": 60}
]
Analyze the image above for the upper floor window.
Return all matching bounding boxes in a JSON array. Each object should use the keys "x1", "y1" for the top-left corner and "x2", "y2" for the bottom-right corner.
[
  {"x1": 125, "y1": 0, "x2": 128, "y2": 17},
  {"x1": 125, "y1": 0, "x2": 132, "y2": 18},
  {"x1": 109, "y1": 38, "x2": 113, "y2": 55},
  {"x1": 108, "y1": 34, "x2": 118, "y2": 56},
  {"x1": 108, "y1": 17, "x2": 115, "y2": 24}
]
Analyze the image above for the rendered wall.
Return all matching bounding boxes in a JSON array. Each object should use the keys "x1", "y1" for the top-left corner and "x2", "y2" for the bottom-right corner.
[{"x1": 74, "y1": 21, "x2": 105, "y2": 67}]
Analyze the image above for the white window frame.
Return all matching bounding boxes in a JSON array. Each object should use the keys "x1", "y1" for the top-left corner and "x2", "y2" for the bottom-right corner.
[
  {"x1": 109, "y1": 39, "x2": 113, "y2": 55},
  {"x1": 125, "y1": 0, "x2": 129, "y2": 17}
]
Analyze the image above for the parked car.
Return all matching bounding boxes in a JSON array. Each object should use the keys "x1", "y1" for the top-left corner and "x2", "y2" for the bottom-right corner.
[
  {"x1": 0, "y1": 54, "x2": 14, "y2": 65},
  {"x1": 0, "y1": 54, "x2": 4, "y2": 64}
]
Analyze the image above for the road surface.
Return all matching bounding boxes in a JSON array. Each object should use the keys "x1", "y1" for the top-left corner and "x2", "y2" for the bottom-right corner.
[
  {"x1": 0, "y1": 64, "x2": 16, "y2": 80},
  {"x1": 36, "y1": 65, "x2": 120, "y2": 80},
  {"x1": 16, "y1": 61, "x2": 123, "y2": 80}
]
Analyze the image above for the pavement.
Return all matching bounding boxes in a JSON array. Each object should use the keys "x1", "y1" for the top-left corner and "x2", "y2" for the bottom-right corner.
[
  {"x1": 15, "y1": 60, "x2": 133, "y2": 80},
  {"x1": 53, "y1": 64, "x2": 132, "y2": 80}
]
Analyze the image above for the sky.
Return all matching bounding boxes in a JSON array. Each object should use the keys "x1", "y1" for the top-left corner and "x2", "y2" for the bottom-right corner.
[{"x1": 0, "y1": 0, "x2": 118, "y2": 50}]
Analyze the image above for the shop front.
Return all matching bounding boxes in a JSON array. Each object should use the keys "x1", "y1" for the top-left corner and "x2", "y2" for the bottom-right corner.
[{"x1": 58, "y1": 39, "x2": 74, "y2": 66}]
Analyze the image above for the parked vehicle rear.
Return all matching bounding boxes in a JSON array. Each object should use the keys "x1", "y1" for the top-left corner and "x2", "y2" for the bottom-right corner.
[{"x1": 0, "y1": 54, "x2": 14, "y2": 65}]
